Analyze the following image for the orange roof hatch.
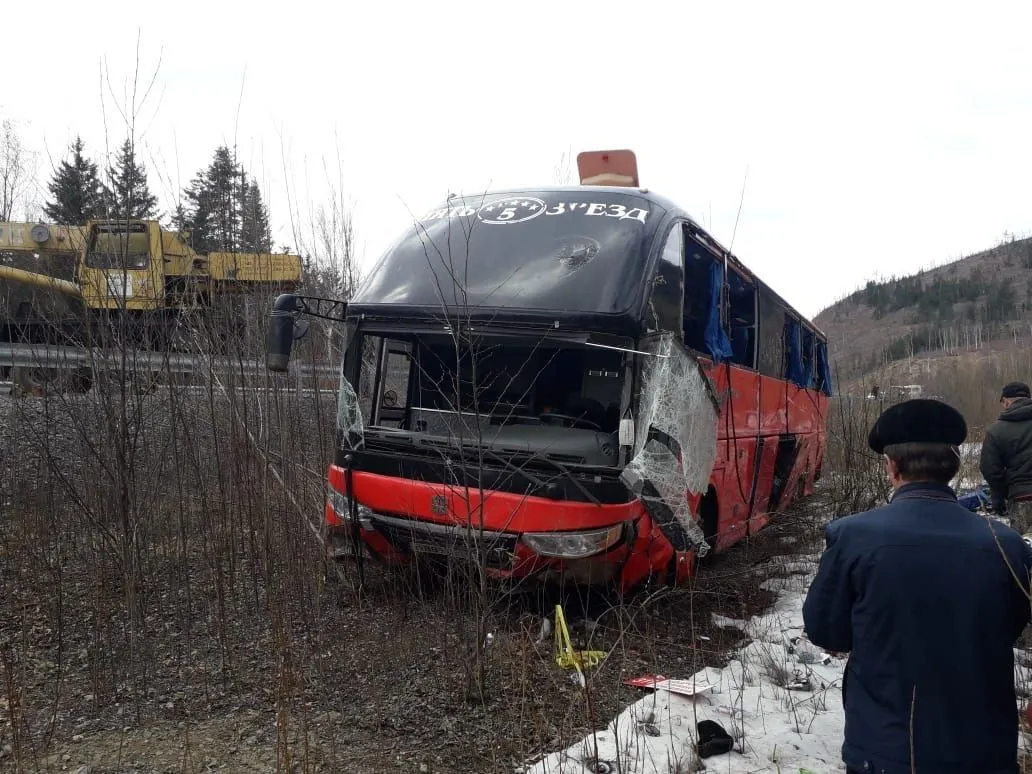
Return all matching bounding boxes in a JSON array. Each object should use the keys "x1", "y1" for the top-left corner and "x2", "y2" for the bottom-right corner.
[{"x1": 576, "y1": 149, "x2": 639, "y2": 187}]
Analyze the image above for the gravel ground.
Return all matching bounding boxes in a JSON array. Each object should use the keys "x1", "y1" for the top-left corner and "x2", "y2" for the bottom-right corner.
[{"x1": 0, "y1": 381, "x2": 827, "y2": 774}]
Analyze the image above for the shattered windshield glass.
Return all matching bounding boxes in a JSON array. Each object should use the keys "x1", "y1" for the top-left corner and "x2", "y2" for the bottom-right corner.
[
  {"x1": 620, "y1": 333, "x2": 720, "y2": 555},
  {"x1": 351, "y1": 190, "x2": 665, "y2": 316},
  {"x1": 337, "y1": 368, "x2": 364, "y2": 452}
]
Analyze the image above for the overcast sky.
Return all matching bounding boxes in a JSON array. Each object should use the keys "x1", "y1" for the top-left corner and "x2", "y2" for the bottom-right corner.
[{"x1": 3, "y1": 1, "x2": 1031, "y2": 320}]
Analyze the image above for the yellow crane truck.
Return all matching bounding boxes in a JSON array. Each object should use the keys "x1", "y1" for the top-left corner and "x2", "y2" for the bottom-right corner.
[{"x1": 0, "y1": 218, "x2": 302, "y2": 393}]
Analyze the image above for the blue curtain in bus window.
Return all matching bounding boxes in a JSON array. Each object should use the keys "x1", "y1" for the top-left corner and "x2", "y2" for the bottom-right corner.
[
  {"x1": 816, "y1": 341, "x2": 834, "y2": 396},
  {"x1": 704, "y1": 261, "x2": 734, "y2": 362},
  {"x1": 784, "y1": 318, "x2": 807, "y2": 387}
]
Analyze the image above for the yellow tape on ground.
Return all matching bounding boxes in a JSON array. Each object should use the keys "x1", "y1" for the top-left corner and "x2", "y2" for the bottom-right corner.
[{"x1": 554, "y1": 603, "x2": 605, "y2": 672}]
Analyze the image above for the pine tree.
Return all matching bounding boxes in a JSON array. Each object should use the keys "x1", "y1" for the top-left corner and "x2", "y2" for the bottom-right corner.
[
  {"x1": 43, "y1": 136, "x2": 104, "y2": 224},
  {"x1": 179, "y1": 145, "x2": 273, "y2": 253},
  {"x1": 105, "y1": 138, "x2": 158, "y2": 220}
]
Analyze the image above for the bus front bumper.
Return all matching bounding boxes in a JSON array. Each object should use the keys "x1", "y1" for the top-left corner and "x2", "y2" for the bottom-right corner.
[{"x1": 324, "y1": 494, "x2": 647, "y2": 587}]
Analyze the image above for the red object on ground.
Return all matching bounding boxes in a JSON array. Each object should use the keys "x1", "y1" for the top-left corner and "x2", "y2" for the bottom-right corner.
[{"x1": 623, "y1": 675, "x2": 668, "y2": 689}]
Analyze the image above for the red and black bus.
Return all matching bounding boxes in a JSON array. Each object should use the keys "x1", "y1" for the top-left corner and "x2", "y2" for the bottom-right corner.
[{"x1": 266, "y1": 150, "x2": 832, "y2": 591}]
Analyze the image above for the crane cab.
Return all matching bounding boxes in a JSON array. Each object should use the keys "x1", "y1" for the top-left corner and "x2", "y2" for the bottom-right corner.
[{"x1": 77, "y1": 220, "x2": 165, "y2": 311}]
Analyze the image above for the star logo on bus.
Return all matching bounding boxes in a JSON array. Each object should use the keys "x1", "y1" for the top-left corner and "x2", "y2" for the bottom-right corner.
[
  {"x1": 430, "y1": 494, "x2": 448, "y2": 515},
  {"x1": 477, "y1": 196, "x2": 547, "y2": 226}
]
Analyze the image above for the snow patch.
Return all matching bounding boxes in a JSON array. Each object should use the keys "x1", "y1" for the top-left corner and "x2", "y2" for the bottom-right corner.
[
  {"x1": 525, "y1": 539, "x2": 1032, "y2": 774},
  {"x1": 525, "y1": 553, "x2": 847, "y2": 774}
]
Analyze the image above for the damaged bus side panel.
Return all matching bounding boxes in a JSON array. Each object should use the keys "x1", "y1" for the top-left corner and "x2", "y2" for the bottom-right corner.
[{"x1": 267, "y1": 168, "x2": 831, "y2": 591}]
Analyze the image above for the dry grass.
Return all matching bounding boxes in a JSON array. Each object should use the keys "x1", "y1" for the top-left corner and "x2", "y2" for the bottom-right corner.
[{"x1": 0, "y1": 312, "x2": 837, "y2": 773}]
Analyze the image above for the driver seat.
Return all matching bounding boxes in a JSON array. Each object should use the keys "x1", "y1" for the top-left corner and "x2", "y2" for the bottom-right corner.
[{"x1": 564, "y1": 395, "x2": 606, "y2": 428}]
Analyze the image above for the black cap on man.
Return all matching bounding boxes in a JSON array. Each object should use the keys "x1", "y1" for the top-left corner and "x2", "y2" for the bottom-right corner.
[{"x1": 1001, "y1": 381, "x2": 1031, "y2": 401}]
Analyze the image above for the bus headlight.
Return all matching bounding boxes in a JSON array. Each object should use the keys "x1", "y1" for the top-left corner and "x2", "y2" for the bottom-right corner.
[
  {"x1": 327, "y1": 489, "x2": 373, "y2": 528},
  {"x1": 521, "y1": 525, "x2": 624, "y2": 559}
]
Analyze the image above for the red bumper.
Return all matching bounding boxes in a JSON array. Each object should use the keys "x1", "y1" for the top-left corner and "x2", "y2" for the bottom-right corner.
[{"x1": 324, "y1": 467, "x2": 697, "y2": 590}]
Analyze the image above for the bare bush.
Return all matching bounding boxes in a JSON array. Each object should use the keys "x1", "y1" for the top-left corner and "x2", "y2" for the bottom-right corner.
[
  {"x1": 0, "y1": 117, "x2": 38, "y2": 221},
  {"x1": 821, "y1": 395, "x2": 892, "y2": 517}
]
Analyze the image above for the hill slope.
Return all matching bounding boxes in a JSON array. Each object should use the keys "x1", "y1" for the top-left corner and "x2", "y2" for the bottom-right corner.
[{"x1": 814, "y1": 234, "x2": 1032, "y2": 396}]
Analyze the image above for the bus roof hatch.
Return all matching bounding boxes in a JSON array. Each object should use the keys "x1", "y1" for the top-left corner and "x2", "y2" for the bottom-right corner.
[{"x1": 577, "y1": 149, "x2": 639, "y2": 187}]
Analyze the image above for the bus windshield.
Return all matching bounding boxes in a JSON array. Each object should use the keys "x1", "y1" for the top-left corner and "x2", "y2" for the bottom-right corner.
[
  {"x1": 351, "y1": 190, "x2": 665, "y2": 317},
  {"x1": 342, "y1": 329, "x2": 630, "y2": 467}
]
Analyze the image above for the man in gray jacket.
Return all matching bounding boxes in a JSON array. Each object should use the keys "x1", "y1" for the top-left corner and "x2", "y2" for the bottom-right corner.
[{"x1": 981, "y1": 380, "x2": 1032, "y2": 534}]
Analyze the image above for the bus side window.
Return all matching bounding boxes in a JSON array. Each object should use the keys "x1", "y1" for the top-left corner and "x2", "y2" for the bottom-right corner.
[
  {"x1": 358, "y1": 335, "x2": 383, "y2": 419},
  {"x1": 800, "y1": 325, "x2": 816, "y2": 388},
  {"x1": 682, "y1": 236, "x2": 734, "y2": 362},
  {"x1": 359, "y1": 335, "x2": 413, "y2": 427},
  {"x1": 683, "y1": 239, "x2": 713, "y2": 354},
  {"x1": 783, "y1": 315, "x2": 808, "y2": 387},
  {"x1": 381, "y1": 347, "x2": 412, "y2": 410},
  {"x1": 727, "y1": 270, "x2": 757, "y2": 368},
  {"x1": 757, "y1": 286, "x2": 786, "y2": 378},
  {"x1": 815, "y1": 339, "x2": 834, "y2": 396},
  {"x1": 646, "y1": 221, "x2": 685, "y2": 337}
]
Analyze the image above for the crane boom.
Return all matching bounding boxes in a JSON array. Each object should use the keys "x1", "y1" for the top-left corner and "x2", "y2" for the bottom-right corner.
[{"x1": 0, "y1": 265, "x2": 82, "y2": 298}]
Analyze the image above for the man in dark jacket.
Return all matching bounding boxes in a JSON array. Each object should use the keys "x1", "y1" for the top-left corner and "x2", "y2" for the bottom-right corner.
[
  {"x1": 803, "y1": 398, "x2": 1032, "y2": 774},
  {"x1": 981, "y1": 381, "x2": 1032, "y2": 534}
]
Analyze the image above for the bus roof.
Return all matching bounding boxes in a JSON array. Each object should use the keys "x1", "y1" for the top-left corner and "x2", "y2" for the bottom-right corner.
[{"x1": 348, "y1": 184, "x2": 825, "y2": 340}]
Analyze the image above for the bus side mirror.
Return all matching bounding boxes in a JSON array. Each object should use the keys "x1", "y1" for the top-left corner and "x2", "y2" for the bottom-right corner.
[{"x1": 267, "y1": 293, "x2": 303, "y2": 372}]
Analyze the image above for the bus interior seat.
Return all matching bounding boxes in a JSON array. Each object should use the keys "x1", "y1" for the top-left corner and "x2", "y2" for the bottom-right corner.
[
  {"x1": 580, "y1": 367, "x2": 623, "y2": 431},
  {"x1": 730, "y1": 326, "x2": 753, "y2": 364}
]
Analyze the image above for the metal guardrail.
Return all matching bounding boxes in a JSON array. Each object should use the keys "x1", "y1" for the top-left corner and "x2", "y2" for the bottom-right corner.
[{"x1": 0, "y1": 342, "x2": 340, "y2": 377}]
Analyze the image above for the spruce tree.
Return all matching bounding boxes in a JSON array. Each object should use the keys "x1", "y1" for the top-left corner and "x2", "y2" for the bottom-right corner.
[
  {"x1": 43, "y1": 136, "x2": 104, "y2": 224},
  {"x1": 179, "y1": 145, "x2": 273, "y2": 253},
  {"x1": 240, "y1": 179, "x2": 272, "y2": 252},
  {"x1": 181, "y1": 146, "x2": 238, "y2": 252},
  {"x1": 105, "y1": 138, "x2": 158, "y2": 220}
]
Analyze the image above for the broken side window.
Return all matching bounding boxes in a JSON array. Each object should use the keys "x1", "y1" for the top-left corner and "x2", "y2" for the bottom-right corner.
[{"x1": 337, "y1": 368, "x2": 365, "y2": 451}]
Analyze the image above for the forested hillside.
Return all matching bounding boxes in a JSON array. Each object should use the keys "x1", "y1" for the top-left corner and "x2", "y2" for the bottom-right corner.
[{"x1": 815, "y1": 233, "x2": 1032, "y2": 431}]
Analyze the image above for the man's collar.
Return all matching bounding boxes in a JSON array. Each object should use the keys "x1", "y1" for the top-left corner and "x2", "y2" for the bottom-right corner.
[{"x1": 889, "y1": 482, "x2": 958, "y2": 502}]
